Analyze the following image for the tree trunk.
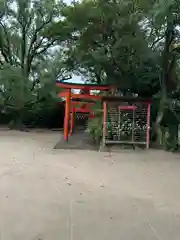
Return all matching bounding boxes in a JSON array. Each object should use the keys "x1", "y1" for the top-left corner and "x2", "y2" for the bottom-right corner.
[{"x1": 154, "y1": 19, "x2": 175, "y2": 146}]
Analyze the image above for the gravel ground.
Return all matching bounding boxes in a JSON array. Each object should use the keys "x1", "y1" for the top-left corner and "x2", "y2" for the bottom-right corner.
[{"x1": 0, "y1": 129, "x2": 180, "y2": 240}]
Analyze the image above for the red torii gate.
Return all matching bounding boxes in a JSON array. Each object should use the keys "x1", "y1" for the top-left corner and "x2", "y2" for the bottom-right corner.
[{"x1": 56, "y1": 81, "x2": 113, "y2": 141}]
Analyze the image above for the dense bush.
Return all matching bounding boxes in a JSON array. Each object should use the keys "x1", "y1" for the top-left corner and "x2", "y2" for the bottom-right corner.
[{"x1": 0, "y1": 100, "x2": 65, "y2": 129}]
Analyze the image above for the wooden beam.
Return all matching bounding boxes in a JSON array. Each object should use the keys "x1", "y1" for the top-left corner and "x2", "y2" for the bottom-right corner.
[
  {"x1": 59, "y1": 92, "x2": 102, "y2": 100},
  {"x1": 56, "y1": 82, "x2": 112, "y2": 91},
  {"x1": 64, "y1": 89, "x2": 71, "y2": 141},
  {"x1": 71, "y1": 101, "x2": 95, "y2": 106},
  {"x1": 73, "y1": 108, "x2": 93, "y2": 113}
]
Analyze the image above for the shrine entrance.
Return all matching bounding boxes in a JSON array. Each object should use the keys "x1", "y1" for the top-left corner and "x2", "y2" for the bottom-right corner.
[{"x1": 56, "y1": 80, "x2": 113, "y2": 141}]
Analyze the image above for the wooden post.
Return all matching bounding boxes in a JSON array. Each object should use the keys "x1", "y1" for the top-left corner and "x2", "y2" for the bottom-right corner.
[
  {"x1": 146, "y1": 103, "x2": 151, "y2": 149},
  {"x1": 132, "y1": 109, "x2": 135, "y2": 143},
  {"x1": 70, "y1": 108, "x2": 75, "y2": 136},
  {"x1": 103, "y1": 101, "x2": 107, "y2": 147},
  {"x1": 64, "y1": 88, "x2": 71, "y2": 141}
]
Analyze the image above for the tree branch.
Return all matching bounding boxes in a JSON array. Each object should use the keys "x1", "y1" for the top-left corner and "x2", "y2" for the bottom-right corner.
[
  {"x1": 27, "y1": 16, "x2": 53, "y2": 60},
  {"x1": 0, "y1": 58, "x2": 3, "y2": 65},
  {"x1": 0, "y1": 46, "x2": 9, "y2": 63},
  {"x1": 26, "y1": 16, "x2": 54, "y2": 75},
  {"x1": 36, "y1": 39, "x2": 56, "y2": 55},
  {"x1": 0, "y1": 22, "x2": 12, "y2": 64},
  {"x1": 151, "y1": 35, "x2": 165, "y2": 49},
  {"x1": 26, "y1": 38, "x2": 55, "y2": 75},
  {"x1": 21, "y1": 24, "x2": 27, "y2": 73}
]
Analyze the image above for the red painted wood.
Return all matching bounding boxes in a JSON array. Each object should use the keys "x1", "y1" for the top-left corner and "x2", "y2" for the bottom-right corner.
[
  {"x1": 70, "y1": 108, "x2": 75, "y2": 136},
  {"x1": 71, "y1": 101, "x2": 95, "y2": 106},
  {"x1": 64, "y1": 89, "x2": 71, "y2": 141},
  {"x1": 146, "y1": 103, "x2": 151, "y2": 149},
  {"x1": 56, "y1": 82, "x2": 112, "y2": 90},
  {"x1": 73, "y1": 108, "x2": 93, "y2": 113},
  {"x1": 103, "y1": 102, "x2": 107, "y2": 141},
  {"x1": 59, "y1": 92, "x2": 102, "y2": 100},
  {"x1": 118, "y1": 106, "x2": 137, "y2": 110}
]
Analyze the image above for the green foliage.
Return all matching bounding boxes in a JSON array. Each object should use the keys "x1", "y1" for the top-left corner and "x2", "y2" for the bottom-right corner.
[
  {"x1": 87, "y1": 115, "x2": 103, "y2": 144},
  {"x1": 1, "y1": 0, "x2": 180, "y2": 150},
  {"x1": 47, "y1": 0, "x2": 160, "y2": 94},
  {"x1": 0, "y1": 0, "x2": 67, "y2": 127},
  {"x1": 87, "y1": 100, "x2": 103, "y2": 144}
]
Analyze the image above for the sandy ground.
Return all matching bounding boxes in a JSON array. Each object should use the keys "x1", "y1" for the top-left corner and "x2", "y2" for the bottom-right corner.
[{"x1": 0, "y1": 130, "x2": 180, "y2": 240}]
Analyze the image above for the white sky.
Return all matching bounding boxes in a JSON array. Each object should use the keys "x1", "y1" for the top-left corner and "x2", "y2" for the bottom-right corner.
[
  {"x1": 65, "y1": 0, "x2": 73, "y2": 3},
  {"x1": 63, "y1": 0, "x2": 83, "y2": 83}
]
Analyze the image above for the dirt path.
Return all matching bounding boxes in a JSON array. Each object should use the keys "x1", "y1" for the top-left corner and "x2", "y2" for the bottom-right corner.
[{"x1": 0, "y1": 130, "x2": 180, "y2": 240}]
